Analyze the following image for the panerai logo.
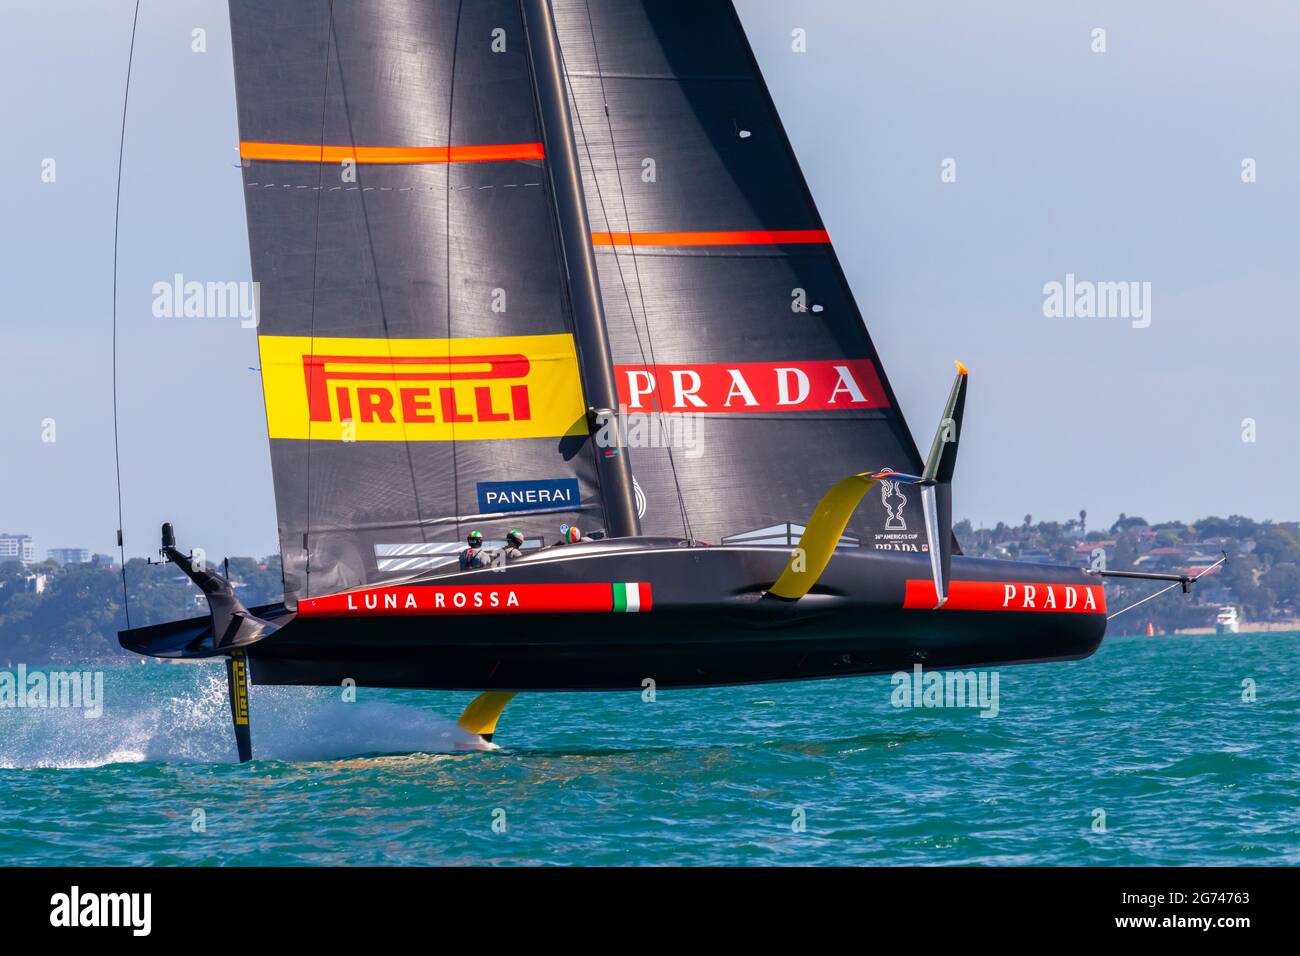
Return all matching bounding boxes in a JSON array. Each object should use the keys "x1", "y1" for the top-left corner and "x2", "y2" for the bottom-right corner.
[{"x1": 50, "y1": 886, "x2": 151, "y2": 936}]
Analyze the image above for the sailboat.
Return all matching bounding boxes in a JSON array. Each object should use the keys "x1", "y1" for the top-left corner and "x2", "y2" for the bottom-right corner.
[{"x1": 118, "y1": 0, "x2": 1172, "y2": 758}]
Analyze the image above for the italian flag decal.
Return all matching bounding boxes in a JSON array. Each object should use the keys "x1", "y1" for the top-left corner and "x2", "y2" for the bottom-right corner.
[{"x1": 612, "y1": 581, "x2": 651, "y2": 613}]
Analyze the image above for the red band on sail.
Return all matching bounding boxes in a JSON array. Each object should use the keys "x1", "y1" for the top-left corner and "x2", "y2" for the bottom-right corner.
[
  {"x1": 239, "y1": 142, "x2": 545, "y2": 164},
  {"x1": 592, "y1": 229, "x2": 831, "y2": 248},
  {"x1": 904, "y1": 580, "x2": 1107, "y2": 614},
  {"x1": 615, "y1": 360, "x2": 888, "y2": 413}
]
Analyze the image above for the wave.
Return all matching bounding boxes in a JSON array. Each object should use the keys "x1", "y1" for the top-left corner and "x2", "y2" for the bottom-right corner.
[{"x1": 0, "y1": 666, "x2": 490, "y2": 768}]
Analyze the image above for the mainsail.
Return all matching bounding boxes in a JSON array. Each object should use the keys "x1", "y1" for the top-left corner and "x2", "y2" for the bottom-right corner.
[
  {"x1": 553, "y1": 0, "x2": 928, "y2": 550},
  {"x1": 230, "y1": 0, "x2": 611, "y2": 601},
  {"x1": 231, "y1": 0, "x2": 931, "y2": 607}
]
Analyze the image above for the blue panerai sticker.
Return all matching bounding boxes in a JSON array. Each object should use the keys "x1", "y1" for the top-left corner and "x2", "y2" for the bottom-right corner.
[{"x1": 477, "y1": 478, "x2": 580, "y2": 514}]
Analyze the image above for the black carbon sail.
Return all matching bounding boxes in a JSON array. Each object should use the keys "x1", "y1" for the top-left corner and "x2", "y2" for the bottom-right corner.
[
  {"x1": 230, "y1": 0, "x2": 611, "y2": 602},
  {"x1": 553, "y1": 0, "x2": 929, "y2": 553}
]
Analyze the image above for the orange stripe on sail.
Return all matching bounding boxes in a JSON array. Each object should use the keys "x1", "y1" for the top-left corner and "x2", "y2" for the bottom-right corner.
[
  {"x1": 591, "y1": 229, "x2": 831, "y2": 248},
  {"x1": 239, "y1": 142, "x2": 546, "y2": 164}
]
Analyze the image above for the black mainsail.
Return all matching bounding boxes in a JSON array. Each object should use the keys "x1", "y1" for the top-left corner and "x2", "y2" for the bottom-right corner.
[
  {"x1": 553, "y1": 0, "x2": 927, "y2": 551},
  {"x1": 230, "y1": 0, "x2": 616, "y2": 602}
]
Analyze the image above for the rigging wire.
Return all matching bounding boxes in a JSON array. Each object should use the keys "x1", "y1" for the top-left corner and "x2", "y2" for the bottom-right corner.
[
  {"x1": 111, "y1": 0, "x2": 143, "y2": 630},
  {"x1": 301, "y1": 3, "x2": 336, "y2": 595},
  {"x1": 569, "y1": 1, "x2": 694, "y2": 540},
  {"x1": 445, "y1": 0, "x2": 466, "y2": 545},
  {"x1": 1104, "y1": 553, "x2": 1228, "y2": 622}
]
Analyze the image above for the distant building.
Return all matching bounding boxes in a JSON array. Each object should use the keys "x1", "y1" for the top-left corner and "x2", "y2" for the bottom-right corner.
[
  {"x1": 1073, "y1": 540, "x2": 1113, "y2": 564},
  {"x1": 1135, "y1": 546, "x2": 1187, "y2": 570},
  {"x1": 0, "y1": 533, "x2": 35, "y2": 566},
  {"x1": 48, "y1": 547, "x2": 92, "y2": 566}
]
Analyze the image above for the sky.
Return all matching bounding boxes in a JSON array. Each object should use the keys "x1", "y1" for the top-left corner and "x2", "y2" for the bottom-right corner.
[{"x1": 1, "y1": 0, "x2": 1297, "y2": 562}]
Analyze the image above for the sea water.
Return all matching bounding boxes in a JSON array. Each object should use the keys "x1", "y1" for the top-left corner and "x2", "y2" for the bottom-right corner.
[{"x1": 0, "y1": 632, "x2": 1296, "y2": 865}]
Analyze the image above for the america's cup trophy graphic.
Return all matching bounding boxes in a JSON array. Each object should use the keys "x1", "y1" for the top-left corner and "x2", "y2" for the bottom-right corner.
[{"x1": 879, "y1": 470, "x2": 908, "y2": 532}]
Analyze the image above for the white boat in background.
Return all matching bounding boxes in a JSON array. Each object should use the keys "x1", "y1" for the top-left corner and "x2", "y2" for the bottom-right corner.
[{"x1": 1216, "y1": 606, "x2": 1240, "y2": 634}]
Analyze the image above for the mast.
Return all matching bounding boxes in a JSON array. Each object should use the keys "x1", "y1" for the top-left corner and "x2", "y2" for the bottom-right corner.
[{"x1": 520, "y1": 0, "x2": 641, "y2": 539}]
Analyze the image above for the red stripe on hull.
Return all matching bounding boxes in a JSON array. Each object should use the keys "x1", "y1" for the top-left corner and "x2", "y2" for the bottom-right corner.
[
  {"x1": 904, "y1": 580, "x2": 1106, "y2": 614},
  {"x1": 298, "y1": 582, "x2": 652, "y2": 617}
]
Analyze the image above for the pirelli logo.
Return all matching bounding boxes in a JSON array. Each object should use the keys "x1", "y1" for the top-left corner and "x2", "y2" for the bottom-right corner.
[
  {"x1": 259, "y1": 334, "x2": 589, "y2": 442},
  {"x1": 229, "y1": 653, "x2": 249, "y2": 725}
]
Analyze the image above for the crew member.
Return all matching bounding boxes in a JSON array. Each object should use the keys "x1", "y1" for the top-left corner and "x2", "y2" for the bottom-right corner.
[
  {"x1": 502, "y1": 530, "x2": 525, "y2": 562},
  {"x1": 555, "y1": 525, "x2": 583, "y2": 545},
  {"x1": 460, "y1": 530, "x2": 489, "y2": 570}
]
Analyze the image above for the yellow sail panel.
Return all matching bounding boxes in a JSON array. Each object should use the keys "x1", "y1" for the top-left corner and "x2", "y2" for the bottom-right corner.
[{"x1": 258, "y1": 333, "x2": 589, "y2": 442}]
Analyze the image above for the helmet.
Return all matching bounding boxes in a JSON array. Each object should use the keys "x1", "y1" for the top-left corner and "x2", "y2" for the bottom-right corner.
[
  {"x1": 467, "y1": 530, "x2": 483, "y2": 547},
  {"x1": 506, "y1": 530, "x2": 524, "y2": 548},
  {"x1": 564, "y1": 525, "x2": 581, "y2": 544}
]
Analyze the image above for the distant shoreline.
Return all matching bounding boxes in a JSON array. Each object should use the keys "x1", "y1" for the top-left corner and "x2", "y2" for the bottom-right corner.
[{"x1": 1175, "y1": 620, "x2": 1300, "y2": 635}]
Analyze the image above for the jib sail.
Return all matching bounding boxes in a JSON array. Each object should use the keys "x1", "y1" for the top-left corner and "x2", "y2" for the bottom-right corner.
[
  {"x1": 553, "y1": 0, "x2": 929, "y2": 553},
  {"x1": 230, "y1": 0, "x2": 607, "y2": 602}
]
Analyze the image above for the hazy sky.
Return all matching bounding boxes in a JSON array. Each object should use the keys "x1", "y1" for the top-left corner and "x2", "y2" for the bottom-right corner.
[{"x1": 2, "y1": 0, "x2": 1297, "y2": 561}]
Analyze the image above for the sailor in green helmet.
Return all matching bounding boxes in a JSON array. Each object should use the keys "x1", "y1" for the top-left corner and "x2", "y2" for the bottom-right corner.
[
  {"x1": 460, "y1": 530, "x2": 490, "y2": 570},
  {"x1": 502, "y1": 530, "x2": 526, "y2": 562}
]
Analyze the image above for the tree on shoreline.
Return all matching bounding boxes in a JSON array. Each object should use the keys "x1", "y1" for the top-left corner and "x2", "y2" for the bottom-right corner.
[{"x1": 0, "y1": 556, "x2": 283, "y2": 664}]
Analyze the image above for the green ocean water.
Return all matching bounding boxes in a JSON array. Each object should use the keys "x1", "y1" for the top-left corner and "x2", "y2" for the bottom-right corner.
[{"x1": 1, "y1": 632, "x2": 1296, "y2": 866}]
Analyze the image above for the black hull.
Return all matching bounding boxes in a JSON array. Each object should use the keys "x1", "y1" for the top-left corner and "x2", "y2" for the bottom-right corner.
[{"x1": 239, "y1": 540, "x2": 1106, "y2": 691}]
